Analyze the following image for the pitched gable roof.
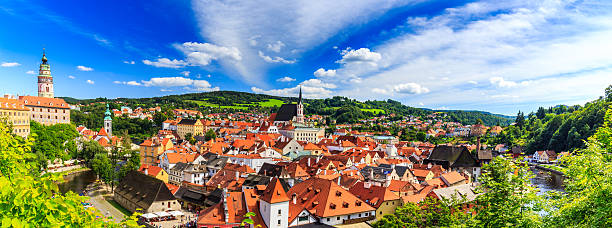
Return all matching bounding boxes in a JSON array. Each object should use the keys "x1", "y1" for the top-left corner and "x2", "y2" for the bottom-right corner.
[{"x1": 260, "y1": 178, "x2": 290, "y2": 204}]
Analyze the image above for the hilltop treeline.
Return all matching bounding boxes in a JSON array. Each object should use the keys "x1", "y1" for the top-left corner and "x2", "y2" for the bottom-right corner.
[
  {"x1": 493, "y1": 86, "x2": 611, "y2": 154},
  {"x1": 62, "y1": 91, "x2": 513, "y2": 126}
]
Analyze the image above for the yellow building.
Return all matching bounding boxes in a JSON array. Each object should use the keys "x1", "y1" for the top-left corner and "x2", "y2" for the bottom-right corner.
[
  {"x1": 139, "y1": 164, "x2": 169, "y2": 183},
  {"x1": 0, "y1": 96, "x2": 31, "y2": 137},
  {"x1": 177, "y1": 119, "x2": 203, "y2": 140},
  {"x1": 139, "y1": 138, "x2": 174, "y2": 166}
]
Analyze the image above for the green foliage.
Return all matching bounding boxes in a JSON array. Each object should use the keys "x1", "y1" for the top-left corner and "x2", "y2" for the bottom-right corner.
[
  {"x1": 90, "y1": 152, "x2": 115, "y2": 187},
  {"x1": 373, "y1": 197, "x2": 472, "y2": 228},
  {"x1": 30, "y1": 121, "x2": 79, "y2": 167},
  {"x1": 472, "y1": 156, "x2": 542, "y2": 227},
  {"x1": 0, "y1": 121, "x2": 139, "y2": 227},
  {"x1": 545, "y1": 107, "x2": 612, "y2": 227},
  {"x1": 205, "y1": 129, "x2": 217, "y2": 141},
  {"x1": 334, "y1": 105, "x2": 366, "y2": 123},
  {"x1": 442, "y1": 110, "x2": 514, "y2": 126}
]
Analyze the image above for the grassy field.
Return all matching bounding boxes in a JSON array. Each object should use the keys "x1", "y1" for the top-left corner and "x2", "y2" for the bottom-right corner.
[
  {"x1": 106, "y1": 198, "x2": 132, "y2": 216},
  {"x1": 360, "y1": 108, "x2": 386, "y2": 114},
  {"x1": 186, "y1": 100, "x2": 249, "y2": 110},
  {"x1": 238, "y1": 99, "x2": 285, "y2": 107}
]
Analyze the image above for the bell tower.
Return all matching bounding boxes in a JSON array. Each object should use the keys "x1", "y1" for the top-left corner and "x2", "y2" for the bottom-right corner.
[
  {"x1": 104, "y1": 104, "x2": 112, "y2": 137},
  {"x1": 37, "y1": 49, "x2": 54, "y2": 98}
]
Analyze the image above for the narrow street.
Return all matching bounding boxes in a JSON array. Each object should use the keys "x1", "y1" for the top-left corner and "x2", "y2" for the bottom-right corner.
[{"x1": 86, "y1": 182, "x2": 126, "y2": 223}]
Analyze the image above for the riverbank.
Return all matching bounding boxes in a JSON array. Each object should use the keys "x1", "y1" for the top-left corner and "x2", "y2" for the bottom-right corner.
[
  {"x1": 534, "y1": 164, "x2": 565, "y2": 176},
  {"x1": 52, "y1": 166, "x2": 91, "y2": 183}
]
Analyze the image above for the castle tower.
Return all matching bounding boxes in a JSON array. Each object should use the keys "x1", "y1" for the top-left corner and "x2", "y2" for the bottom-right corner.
[
  {"x1": 296, "y1": 86, "x2": 304, "y2": 124},
  {"x1": 37, "y1": 50, "x2": 54, "y2": 98},
  {"x1": 104, "y1": 104, "x2": 112, "y2": 137}
]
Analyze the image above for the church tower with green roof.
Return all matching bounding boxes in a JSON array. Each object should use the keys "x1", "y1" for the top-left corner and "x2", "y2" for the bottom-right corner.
[{"x1": 104, "y1": 104, "x2": 112, "y2": 137}]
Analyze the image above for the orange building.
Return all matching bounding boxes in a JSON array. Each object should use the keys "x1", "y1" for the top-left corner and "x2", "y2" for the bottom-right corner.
[{"x1": 19, "y1": 96, "x2": 70, "y2": 125}]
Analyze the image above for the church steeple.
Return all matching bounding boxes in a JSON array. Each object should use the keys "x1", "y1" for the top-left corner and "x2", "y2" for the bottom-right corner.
[
  {"x1": 298, "y1": 86, "x2": 302, "y2": 104},
  {"x1": 37, "y1": 49, "x2": 54, "y2": 98},
  {"x1": 296, "y1": 86, "x2": 304, "y2": 124}
]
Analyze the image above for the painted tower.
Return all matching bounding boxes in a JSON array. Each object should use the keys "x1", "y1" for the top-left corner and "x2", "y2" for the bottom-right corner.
[
  {"x1": 37, "y1": 50, "x2": 54, "y2": 98},
  {"x1": 104, "y1": 104, "x2": 112, "y2": 137},
  {"x1": 296, "y1": 86, "x2": 304, "y2": 124}
]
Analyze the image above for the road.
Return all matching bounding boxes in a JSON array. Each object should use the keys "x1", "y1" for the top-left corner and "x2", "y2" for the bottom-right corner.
[{"x1": 87, "y1": 183, "x2": 126, "y2": 223}]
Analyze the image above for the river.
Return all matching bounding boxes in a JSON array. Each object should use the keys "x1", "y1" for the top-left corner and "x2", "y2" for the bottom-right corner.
[
  {"x1": 530, "y1": 166, "x2": 564, "y2": 194},
  {"x1": 58, "y1": 169, "x2": 97, "y2": 194}
]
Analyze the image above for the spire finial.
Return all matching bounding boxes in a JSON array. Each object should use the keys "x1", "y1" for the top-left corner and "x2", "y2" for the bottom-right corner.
[
  {"x1": 298, "y1": 86, "x2": 302, "y2": 104},
  {"x1": 41, "y1": 48, "x2": 47, "y2": 63}
]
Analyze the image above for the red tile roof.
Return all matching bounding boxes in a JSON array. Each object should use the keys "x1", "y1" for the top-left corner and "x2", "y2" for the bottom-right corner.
[{"x1": 260, "y1": 178, "x2": 290, "y2": 204}]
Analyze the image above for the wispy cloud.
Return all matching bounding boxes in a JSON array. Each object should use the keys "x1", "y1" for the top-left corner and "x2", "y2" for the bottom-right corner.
[
  {"x1": 123, "y1": 60, "x2": 135, "y2": 64},
  {"x1": 142, "y1": 58, "x2": 186, "y2": 68},
  {"x1": 68, "y1": 75, "x2": 76, "y2": 79},
  {"x1": 77, "y1": 65, "x2": 94, "y2": 71},
  {"x1": 26, "y1": 70, "x2": 36, "y2": 75},
  {"x1": 276, "y1": 76, "x2": 296, "y2": 82},
  {"x1": 86, "y1": 79, "x2": 94, "y2": 84},
  {"x1": 1, "y1": 62, "x2": 20, "y2": 67}
]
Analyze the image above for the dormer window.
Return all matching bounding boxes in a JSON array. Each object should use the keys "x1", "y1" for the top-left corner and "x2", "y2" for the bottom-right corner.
[
  {"x1": 37, "y1": 101, "x2": 40, "y2": 105},
  {"x1": 329, "y1": 203, "x2": 336, "y2": 209},
  {"x1": 50, "y1": 102, "x2": 53, "y2": 106}
]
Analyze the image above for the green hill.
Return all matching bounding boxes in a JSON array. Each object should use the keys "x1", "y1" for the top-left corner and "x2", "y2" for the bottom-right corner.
[{"x1": 63, "y1": 91, "x2": 514, "y2": 126}]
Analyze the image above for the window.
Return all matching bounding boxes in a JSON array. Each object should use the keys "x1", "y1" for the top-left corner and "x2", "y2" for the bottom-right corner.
[
  {"x1": 327, "y1": 218, "x2": 330, "y2": 222},
  {"x1": 278, "y1": 209, "x2": 282, "y2": 215},
  {"x1": 278, "y1": 220, "x2": 281, "y2": 225},
  {"x1": 298, "y1": 216, "x2": 308, "y2": 222},
  {"x1": 337, "y1": 217, "x2": 340, "y2": 221}
]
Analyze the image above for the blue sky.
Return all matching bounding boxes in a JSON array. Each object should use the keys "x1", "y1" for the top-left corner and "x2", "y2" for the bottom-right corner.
[{"x1": 1, "y1": 0, "x2": 612, "y2": 115}]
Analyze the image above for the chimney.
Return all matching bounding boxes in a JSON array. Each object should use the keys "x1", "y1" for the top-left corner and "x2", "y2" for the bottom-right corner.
[
  {"x1": 337, "y1": 175, "x2": 341, "y2": 185},
  {"x1": 308, "y1": 158, "x2": 311, "y2": 167},
  {"x1": 364, "y1": 182, "x2": 371, "y2": 189},
  {"x1": 235, "y1": 171, "x2": 239, "y2": 180},
  {"x1": 292, "y1": 194, "x2": 297, "y2": 204},
  {"x1": 144, "y1": 167, "x2": 148, "y2": 176}
]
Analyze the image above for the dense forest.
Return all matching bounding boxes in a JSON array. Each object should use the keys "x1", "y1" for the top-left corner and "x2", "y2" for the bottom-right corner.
[
  {"x1": 491, "y1": 86, "x2": 612, "y2": 154},
  {"x1": 62, "y1": 91, "x2": 514, "y2": 126}
]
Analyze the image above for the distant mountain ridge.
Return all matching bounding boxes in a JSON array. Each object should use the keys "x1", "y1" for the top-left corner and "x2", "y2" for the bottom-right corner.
[{"x1": 59, "y1": 90, "x2": 515, "y2": 126}]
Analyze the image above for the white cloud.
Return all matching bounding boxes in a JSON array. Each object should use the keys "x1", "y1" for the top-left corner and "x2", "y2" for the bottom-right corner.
[
  {"x1": 77, "y1": 65, "x2": 94, "y2": 71},
  {"x1": 86, "y1": 79, "x2": 94, "y2": 84},
  {"x1": 258, "y1": 51, "x2": 296, "y2": 64},
  {"x1": 175, "y1": 42, "x2": 242, "y2": 66},
  {"x1": 276, "y1": 76, "x2": 296, "y2": 82},
  {"x1": 267, "y1": 41, "x2": 285, "y2": 53},
  {"x1": 393, "y1": 83, "x2": 429, "y2": 94},
  {"x1": 141, "y1": 77, "x2": 219, "y2": 92},
  {"x1": 160, "y1": 89, "x2": 173, "y2": 92},
  {"x1": 329, "y1": 0, "x2": 612, "y2": 114},
  {"x1": 251, "y1": 78, "x2": 337, "y2": 98},
  {"x1": 337, "y1": 48, "x2": 381, "y2": 65},
  {"x1": 181, "y1": 71, "x2": 191, "y2": 77},
  {"x1": 142, "y1": 58, "x2": 187, "y2": 68},
  {"x1": 123, "y1": 60, "x2": 135, "y2": 64},
  {"x1": 26, "y1": 70, "x2": 36, "y2": 75},
  {"x1": 490, "y1": 77, "x2": 529, "y2": 88},
  {"x1": 191, "y1": 0, "x2": 414, "y2": 84},
  {"x1": 68, "y1": 75, "x2": 76, "y2": 79},
  {"x1": 299, "y1": 79, "x2": 337, "y2": 89},
  {"x1": 313, "y1": 68, "x2": 336, "y2": 77},
  {"x1": 1, "y1": 62, "x2": 20, "y2": 67}
]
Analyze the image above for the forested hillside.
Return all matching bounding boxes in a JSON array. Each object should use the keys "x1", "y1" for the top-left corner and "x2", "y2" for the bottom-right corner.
[
  {"x1": 62, "y1": 91, "x2": 513, "y2": 126},
  {"x1": 493, "y1": 86, "x2": 612, "y2": 154}
]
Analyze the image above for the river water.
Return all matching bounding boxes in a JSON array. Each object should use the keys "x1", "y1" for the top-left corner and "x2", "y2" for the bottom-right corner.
[
  {"x1": 530, "y1": 166, "x2": 564, "y2": 194},
  {"x1": 58, "y1": 170, "x2": 97, "y2": 194}
]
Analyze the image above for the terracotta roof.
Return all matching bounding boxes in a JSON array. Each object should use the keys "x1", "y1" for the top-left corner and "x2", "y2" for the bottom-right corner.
[
  {"x1": 197, "y1": 201, "x2": 226, "y2": 225},
  {"x1": 19, "y1": 96, "x2": 69, "y2": 109},
  {"x1": 286, "y1": 178, "x2": 375, "y2": 219},
  {"x1": 260, "y1": 178, "x2": 290, "y2": 204},
  {"x1": 97, "y1": 127, "x2": 108, "y2": 137},
  {"x1": 139, "y1": 164, "x2": 164, "y2": 177},
  {"x1": 440, "y1": 171, "x2": 466, "y2": 186},
  {"x1": 348, "y1": 182, "x2": 399, "y2": 209},
  {"x1": 0, "y1": 97, "x2": 29, "y2": 111}
]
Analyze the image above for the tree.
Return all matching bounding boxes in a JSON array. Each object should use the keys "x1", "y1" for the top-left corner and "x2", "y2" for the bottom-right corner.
[
  {"x1": 119, "y1": 150, "x2": 140, "y2": 180},
  {"x1": 372, "y1": 197, "x2": 471, "y2": 228},
  {"x1": 536, "y1": 107, "x2": 546, "y2": 119},
  {"x1": 471, "y1": 156, "x2": 542, "y2": 227},
  {"x1": 205, "y1": 129, "x2": 217, "y2": 141},
  {"x1": 416, "y1": 131, "x2": 427, "y2": 142},
  {"x1": 0, "y1": 121, "x2": 139, "y2": 226},
  {"x1": 515, "y1": 111, "x2": 525, "y2": 129},
  {"x1": 90, "y1": 152, "x2": 115, "y2": 188},
  {"x1": 546, "y1": 107, "x2": 612, "y2": 227}
]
